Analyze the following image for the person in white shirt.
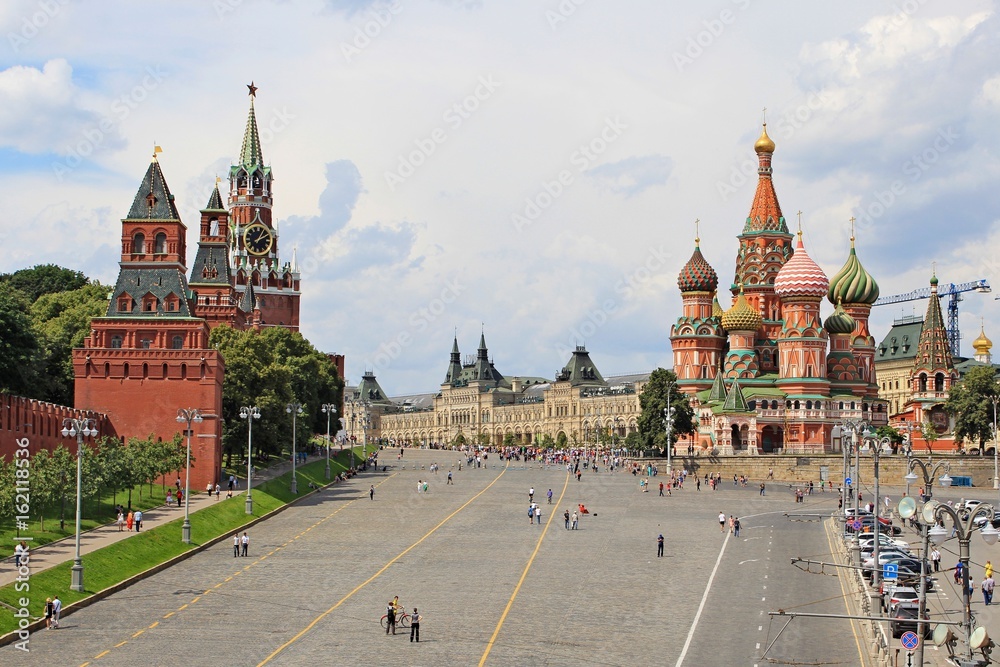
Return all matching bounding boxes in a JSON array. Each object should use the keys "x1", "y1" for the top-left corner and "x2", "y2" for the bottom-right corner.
[{"x1": 719, "y1": 511, "x2": 726, "y2": 532}]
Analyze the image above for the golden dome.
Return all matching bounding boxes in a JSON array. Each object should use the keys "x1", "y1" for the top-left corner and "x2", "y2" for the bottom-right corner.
[
  {"x1": 754, "y1": 123, "x2": 775, "y2": 154},
  {"x1": 721, "y1": 286, "x2": 763, "y2": 332},
  {"x1": 711, "y1": 291, "x2": 724, "y2": 319},
  {"x1": 973, "y1": 326, "x2": 993, "y2": 353}
]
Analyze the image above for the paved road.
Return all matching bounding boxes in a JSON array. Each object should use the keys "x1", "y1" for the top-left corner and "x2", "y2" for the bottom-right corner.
[{"x1": 6, "y1": 451, "x2": 872, "y2": 666}]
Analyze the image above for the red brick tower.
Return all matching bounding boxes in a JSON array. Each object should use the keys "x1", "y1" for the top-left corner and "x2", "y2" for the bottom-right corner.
[
  {"x1": 188, "y1": 182, "x2": 248, "y2": 330},
  {"x1": 229, "y1": 83, "x2": 301, "y2": 330},
  {"x1": 73, "y1": 151, "x2": 224, "y2": 490}
]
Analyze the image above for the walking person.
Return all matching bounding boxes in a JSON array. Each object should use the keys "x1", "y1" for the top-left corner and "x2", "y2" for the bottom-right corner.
[
  {"x1": 385, "y1": 600, "x2": 396, "y2": 635},
  {"x1": 571, "y1": 511, "x2": 578, "y2": 530},
  {"x1": 759, "y1": 482, "x2": 766, "y2": 496},
  {"x1": 733, "y1": 516, "x2": 741, "y2": 538},
  {"x1": 659, "y1": 481, "x2": 665, "y2": 497},
  {"x1": 51, "y1": 595, "x2": 61, "y2": 629},
  {"x1": 719, "y1": 511, "x2": 726, "y2": 532},
  {"x1": 215, "y1": 483, "x2": 221, "y2": 499},
  {"x1": 547, "y1": 488, "x2": 553, "y2": 504},
  {"x1": 657, "y1": 533, "x2": 664, "y2": 557},
  {"x1": 134, "y1": 509, "x2": 143, "y2": 531},
  {"x1": 233, "y1": 534, "x2": 240, "y2": 558},
  {"x1": 370, "y1": 485, "x2": 375, "y2": 500},
  {"x1": 126, "y1": 510, "x2": 134, "y2": 531},
  {"x1": 984, "y1": 574, "x2": 996, "y2": 605},
  {"x1": 410, "y1": 608, "x2": 421, "y2": 642},
  {"x1": 447, "y1": 471, "x2": 453, "y2": 485},
  {"x1": 931, "y1": 547, "x2": 941, "y2": 572},
  {"x1": 535, "y1": 504, "x2": 542, "y2": 525},
  {"x1": 240, "y1": 531, "x2": 249, "y2": 557},
  {"x1": 44, "y1": 598, "x2": 53, "y2": 630},
  {"x1": 529, "y1": 487, "x2": 534, "y2": 502},
  {"x1": 564, "y1": 509, "x2": 570, "y2": 529},
  {"x1": 14, "y1": 541, "x2": 27, "y2": 566}
]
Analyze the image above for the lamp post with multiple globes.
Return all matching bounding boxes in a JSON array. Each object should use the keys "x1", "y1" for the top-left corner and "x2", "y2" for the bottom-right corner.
[
  {"x1": 175, "y1": 408, "x2": 203, "y2": 543},
  {"x1": 239, "y1": 406, "x2": 260, "y2": 514},
  {"x1": 321, "y1": 403, "x2": 337, "y2": 480},
  {"x1": 61, "y1": 417, "x2": 97, "y2": 592},
  {"x1": 286, "y1": 401, "x2": 304, "y2": 495}
]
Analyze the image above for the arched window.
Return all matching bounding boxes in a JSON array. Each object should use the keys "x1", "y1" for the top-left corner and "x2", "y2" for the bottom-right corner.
[
  {"x1": 110, "y1": 335, "x2": 123, "y2": 349},
  {"x1": 771, "y1": 401, "x2": 778, "y2": 410},
  {"x1": 210, "y1": 217, "x2": 219, "y2": 236},
  {"x1": 793, "y1": 400, "x2": 800, "y2": 410},
  {"x1": 141, "y1": 339, "x2": 152, "y2": 349},
  {"x1": 133, "y1": 232, "x2": 145, "y2": 254},
  {"x1": 171, "y1": 335, "x2": 184, "y2": 350},
  {"x1": 935, "y1": 373, "x2": 945, "y2": 391},
  {"x1": 919, "y1": 374, "x2": 928, "y2": 392},
  {"x1": 154, "y1": 232, "x2": 167, "y2": 254},
  {"x1": 805, "y1": 400, "x2": 812, "y2": 410}
]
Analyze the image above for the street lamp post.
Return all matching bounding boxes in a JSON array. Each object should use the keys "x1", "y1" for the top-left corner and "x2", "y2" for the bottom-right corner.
[
  {"x1": 321, "y1": 403, "x2": 337, "y2": 480},
  {"x1": 61, "y1": 417, "x2": 97, "y2": 592},
  {"x1": 928, "y1": 502, "x2": 999, "y2": 666},
  {"x1": 286, "y1": 401, "x2": 304, "y2": 494},
  {"x1": 861, "y1": 430, "x2": 891, "y2": 605},
  {"x1": 176, "y1": 408, "x2": 203, "y2": 543},
  {"x1": 903, "y1": 457, "x2": 953, "y2": 667},
  {"x1": 663, "y1": 385, "x2": 675, "y2": 475},
  {"x1": 239, "y1": 406, "x2": 260, "y2": 514},
  {"x1": 992, "y1": 395, "x2": 999, "y2": 492}
]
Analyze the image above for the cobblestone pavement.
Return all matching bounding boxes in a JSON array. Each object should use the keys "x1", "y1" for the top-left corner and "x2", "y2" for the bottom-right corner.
[{"x1": 4, "y1": 450, "x2": 919, "y2": 666}]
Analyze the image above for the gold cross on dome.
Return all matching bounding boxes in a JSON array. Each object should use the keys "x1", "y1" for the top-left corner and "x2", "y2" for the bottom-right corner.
[
  {"x1": 695, "y1": 218, "x2": 700, "y2": 243},
  {"x1": 796, "y1": 210, "x2": 803, "y2": 235},
  {"x1": 848, "y1": 216, "x2": 856, "y2": 241}
]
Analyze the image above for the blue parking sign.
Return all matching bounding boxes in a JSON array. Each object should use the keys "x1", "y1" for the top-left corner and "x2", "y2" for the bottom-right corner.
[{"x1": 884, "y1": 563, "x2": 898, "y2": 580}]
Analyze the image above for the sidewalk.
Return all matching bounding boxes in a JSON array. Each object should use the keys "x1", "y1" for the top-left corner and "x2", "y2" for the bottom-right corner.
[{"x1": 1, "y1": 458, "x2": 300, "y2": 589}]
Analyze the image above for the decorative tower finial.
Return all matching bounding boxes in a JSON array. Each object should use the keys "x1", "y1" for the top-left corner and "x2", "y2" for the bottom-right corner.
[
  {"x1": 152, "y1": 144, "x2": 162, "y2": 162},
  {"x1": 849, "y1": 216, "x2": 856, "y2": 244},
  {"x1": 247, "y1": 81, "x2": 258, "y2": 98},
  {"x1": 695, "y1": 218, "x2": 701, "y2": 244},
  {"x1": 796, "y1": 210, "x2": 803, "y2": 236}
]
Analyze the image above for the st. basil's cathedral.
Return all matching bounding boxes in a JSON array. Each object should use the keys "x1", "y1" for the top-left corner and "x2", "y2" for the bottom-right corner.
[{"x1": 671, "y1": 124, "x2": 889, "y2": 454}]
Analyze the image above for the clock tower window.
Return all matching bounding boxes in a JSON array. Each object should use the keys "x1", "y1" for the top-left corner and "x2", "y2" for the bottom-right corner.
[
  {"x1": 171, "y1": 335, "x2": 184, "y2": 349},
  {"x1": 154, "y1": 232, "x2": 167, "y2": 254},
  {"x1": 132, "y1": 233, "x2": 145, "y2": 254},
  {"x1": 110, "y1": 335, "x2": 123, "y2": 349}
]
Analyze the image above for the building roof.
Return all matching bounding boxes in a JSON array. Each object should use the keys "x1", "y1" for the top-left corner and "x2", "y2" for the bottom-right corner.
[
  {"x1": 555, "y1": 346, "x2": 605, "y2": 386},
  {"x1": 203, "y1": 184, "x2": 226, "y2": 211},
  {"x1": 743, "y1": 124, "x2": 786, "y2": 234},
  {"x1": 352, "y1": 371, "x2": 393, "y2": 405},
  {"x1": 678, "y1": 241, "x2": 719, "y2": 293},
  {"x1": 106, "y1": 267, "x2": 193, "y2": 317},
  {"x1": 189, "y1": 244, "x2": 231, "y2": 286},
  {"x1": 774, "y1": 234, "x2": 829, "y2": 299},
  {"x1": 828, "y1": 238, "x2": 879, "y2": 306},
  {"x1": 389, "y1": 392, "x2": 437, "y2": 411},
  {"x1": 126, "y1": 157, "x2": 182, "y2": 221},
  {"x1": 876, "y1": 316, "x2": 923, "y2": 364}
]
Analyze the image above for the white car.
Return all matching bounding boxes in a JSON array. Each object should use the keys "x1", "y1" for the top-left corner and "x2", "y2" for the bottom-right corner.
[
  {"x1": 862, "y1": 550, "x2": 913, "y2": 573},
  {"x1": 858, "y1": 534, "x2": 909, "y2": 551}
]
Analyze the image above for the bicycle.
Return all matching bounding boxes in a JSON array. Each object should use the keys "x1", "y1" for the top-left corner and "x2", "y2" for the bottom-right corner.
[{"x1": 381, "y1": 609, "x2": 411, "y2": 629}]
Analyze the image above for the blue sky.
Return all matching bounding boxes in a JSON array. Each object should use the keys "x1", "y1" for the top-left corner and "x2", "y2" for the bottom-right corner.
[{"x1": 1, "y1": 0, "x2": 999, "y2": 395}]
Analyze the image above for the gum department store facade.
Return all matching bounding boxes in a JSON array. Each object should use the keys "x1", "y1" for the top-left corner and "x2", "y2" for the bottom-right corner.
[{"x1": 357, "y1": 125, "x2": 893, "y2": 454}]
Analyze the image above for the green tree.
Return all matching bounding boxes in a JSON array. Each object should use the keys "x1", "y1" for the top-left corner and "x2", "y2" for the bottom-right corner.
[
  {"x1": 637, "y1": 369, "x2": 695, "y2": 454},
  {"x1": 502, "y1": 433, "x2": 516, "y2": 448},
  {"x1": 0, "y1": 264, "x2": 87, "y2": 302},
  {"x1": 30, "y1": 282, "x2": 109, "y2": 405},
  {"x1": 556, "y1": 432, "x2": 567, "y2": 448},
  {"x1": 921, "y1": 419, "x2": 938, "y2": 455},
  {"x1": 0, "y1": 291, "x2": 41, "y2": 395},
  {"x1": 945, "y1": 365, "x2": 1000, "y2": 453}
]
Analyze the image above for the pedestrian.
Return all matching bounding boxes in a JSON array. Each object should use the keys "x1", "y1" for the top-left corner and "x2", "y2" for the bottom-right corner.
[
  {"x1": 370, "y1": 484, "x2": 375, "y2": 500},
  {"x1": 166, "y1": 490, "x2": 174, "y2": 506},
  {"x1": 134, "y1": 509, "x2": 143, "y2": 531},
  {"x1": 535, "y1": 504, "x2": 543, "y2": 525},
  {"x1": 696, "y1": 477, "x2": 701, "y2": 491},
  {"x1": 547, "y1": 488, "x2": 553, "y2": 504},
  {"x1": 386, "y1": 600, "x2": 396, "y2": 635},
  {"x1": 657, "y1": 533, "x2": 664, "y2": 557},
  {"x1": 51, "y1": 595, "x2": 61, "y2": 629},
  {"x1": 718, "y1": 511, "x2": 726, "y2": 532},
  {"x1": 44, "y1": 597, "x2": 53, "y2": 630},
  {"x1": 759, "y1": 482, "x2": 766, "y2": 496},
  {"x1": 177, "y1": 489, "x2": 183, "y2": 507},
  {"x1": 126, "y1": 510, "x2": 134, "y2": 531},
  {"x1": 984, "y1": 575, "x2": 996, "y2": 605},
  {"x1": 410, "y1": 608, "x2": 421, "y2": 642},
  {"x1": 417, "y1": 480, "x2": 423, "y2": 493},
  {"x1": 175, "y1": 476, "x2": 181, "y2": 490},
  {"x1": 564, "y1": 509, "x2": 570, "y2": 529},
  {"x1": 571, "y1": 511, "x2": 578, "y2": 530},
  {"x1": 576, "y1": 470, "x2": 582, "y2": 482},
  {"x1": 241, "y1": 531, "x2": 249, "y2": 557},
  {"x1": 233, "y1": 534, "x2": 240, "y2": 557},
  {"x1": 931, "y1": 547, "x2": 941, "y2": 572},
  {"x1": 955, "y1": 561, "x2": 964, "y2": 585},
  {"x1": 987, "y1": 560, "x2": 994, "y2": 579},
  {"x1": 207, "y1": 482, "x2": 213, "y2": 497},
  {"x1": 729, "y1": 515, "x2": 735, "y2": 534},
  {"x1": 14, "y1": 541, "x2": 27, "y2": 567},
  {"x1": 659, "y1": 481, "x2": 664, "y2": 497},
  {"x1": 215, "y1": 484, "x2": 221, "y2": 499},
  {"x1": 228, "y1": 475, "x2": 235, "y2": 491},
  {"x1": 447, "y1": 471, "x2": 453, "y2": 485},
  {"x1": 529, "y1": 487, "x2": 534, "y2": 502},
  {"x1": 733, "y1": 516, "x2": 741, "y2": 538},
  {"x1": 528, "y1": 504, "x2": 535, "y2": 525}
]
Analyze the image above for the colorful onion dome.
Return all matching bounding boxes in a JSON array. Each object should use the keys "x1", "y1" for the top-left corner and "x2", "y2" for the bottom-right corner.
[
  {"x1": 677, "y1": 240, "x2": 719, "y2": 292},
  {"x1": 711, "y1": 292, "x2": 724, "y2": 319},
  {"x1": 972, "y1": 325, "x2": 993, "y2": 354},
  {"x1": 774, "y1": 234, "x2": 829, "y2": 298},
  {"x1": 754, "y1": 123, "x2": 775, "y2": 154},
  {"x1": 721, "y1": 286, "x2": 762, "y2": 331},
  {"x1": 930, "y1": 273, "x2": 939, "y2": 287},
  {"x1": 827, "y1": 238, "x2": 880, "y2": 305},
  {"x1": 824, "y1": 299, "x2": 856, "y2": 335}
]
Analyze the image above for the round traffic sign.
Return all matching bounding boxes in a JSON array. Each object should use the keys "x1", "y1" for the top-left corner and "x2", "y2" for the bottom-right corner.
[
  {"x1": 845, "y1": 477, "x2": 852, "y2": 486},
  {"x1": 850, "y1": 519, "x2": 862, "y2": 531},
  {"x1": 900, "y1": 631, "x2": 920, "y2": 650}
]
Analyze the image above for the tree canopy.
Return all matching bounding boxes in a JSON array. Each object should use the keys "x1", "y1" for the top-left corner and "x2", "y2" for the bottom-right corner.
[
  {"x1": 0, "y1": 264, "x2": 88, "y2": 302},
  {"x1": 210, "y1": 325, "x2": 343, "y2": 466},
  {"x1": 945, "y1": 364, "x2": 1000, "y2": 451},
  {"x1": 637, "y1": 368, "x2": 696, "y2": 453}
]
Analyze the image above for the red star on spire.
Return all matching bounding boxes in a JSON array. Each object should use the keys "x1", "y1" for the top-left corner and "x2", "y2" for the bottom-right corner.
[{"x1": 247, "y1": 81, "x2": 258, "y2": 97}]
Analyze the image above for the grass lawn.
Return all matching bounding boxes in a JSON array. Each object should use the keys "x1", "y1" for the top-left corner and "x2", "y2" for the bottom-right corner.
[{"x1": 0, "y1": 449, "x2": 363, "y2": 637}]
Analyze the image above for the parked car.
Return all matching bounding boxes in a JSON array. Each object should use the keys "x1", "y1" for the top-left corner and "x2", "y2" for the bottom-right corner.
[
  {"x1": 862, "y1": 551, "x2": 913, "y2": 576},
  {"x1": 890, "y1": 602, "x2": 930, "y2": 639},
  {"x1": 845, "y1": 507, "x2": 874, "y2": 519},
  {"x1": 858, "y1": 534, "x2": 909, "y2": 551},
  {"x1": 883, "y1": 585, "x2": 919, "y2": 613},
  {"x1": 872, "y1": 558, "x2": 927, "y2": 588},
  {"x1": 848, "y1": 516, "x2": 902, "y2": 536}
]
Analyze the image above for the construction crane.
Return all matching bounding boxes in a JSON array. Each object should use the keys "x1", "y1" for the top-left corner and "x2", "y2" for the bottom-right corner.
[{"x1": 873, "y1": 279, "x2": 991, "y2": 358}]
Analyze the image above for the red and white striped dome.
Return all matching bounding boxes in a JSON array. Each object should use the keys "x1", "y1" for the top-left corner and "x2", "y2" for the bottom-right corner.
[{"x1": 774, "y1": 235, "x2": 829, "y2": 298}]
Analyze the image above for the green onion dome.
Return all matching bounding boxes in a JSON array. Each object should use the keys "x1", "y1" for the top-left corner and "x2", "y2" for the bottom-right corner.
[
  {"x1": 827, "y1": 239, "x2": 879, "y2": 306},
  {"x1": 721, "y1": 286, "x2": 762, "y2": 332},
  {"x1": 678, "y1": 241, "x2": 719, "y2": 293},
  {"x1": 824, "y1": 299, "x2": 856, "y2": 335}
]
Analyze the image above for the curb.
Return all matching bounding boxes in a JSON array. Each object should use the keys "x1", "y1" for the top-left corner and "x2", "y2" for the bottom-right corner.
[{"x1": 0, "y1": 469, "x2": 364, "y2": 648}]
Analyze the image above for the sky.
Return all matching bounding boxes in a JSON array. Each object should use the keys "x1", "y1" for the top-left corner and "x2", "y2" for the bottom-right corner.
[{"x1": 2, "y1": 0, "x2": 1000, "y2": 396}]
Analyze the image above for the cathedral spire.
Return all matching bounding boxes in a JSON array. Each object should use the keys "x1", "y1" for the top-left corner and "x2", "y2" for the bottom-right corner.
[{"x1": 743, "y1": 122, "x2": 786, "y2": 234}]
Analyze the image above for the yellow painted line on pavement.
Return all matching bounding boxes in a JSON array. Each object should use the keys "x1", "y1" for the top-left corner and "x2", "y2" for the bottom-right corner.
[
  {"x1": 163, "y1": 612, "x2": 174, "y2": 618},
  {"x1": 131, "y1": 629, "x2": 144, "y2": 638},
  {"x1": 257, "y1": 464, "x2": 511, "y2": 666},
  {"x1": 148, "y1": 621, "x2": 158, "y2": 629},
  {"x1": 114, "y1": 641, "x2": 127, "y2": 647},
  {"x1": 79, "y1": 662, "x2": 91, "y2": 667},
  {"x1": 95, "y1": 649, "x2": 111, "y2": 658},
  {"x1": 178, "y1": 604, "x2": 188, "y2": 611},
  {"x1": 190, "y1": 597, "x2": 200, "y2": 604},
  {"x1": 824, "y1": 517, "x2": 869, "y2": 667},
  {"x1": 478, "y1": 471, "x2": 570, "y2": 666}
]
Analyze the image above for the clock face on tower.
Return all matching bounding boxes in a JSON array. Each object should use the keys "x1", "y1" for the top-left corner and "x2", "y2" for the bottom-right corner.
[{"x1": 243, "y1": 223, "x2": 273, "y2": 256}]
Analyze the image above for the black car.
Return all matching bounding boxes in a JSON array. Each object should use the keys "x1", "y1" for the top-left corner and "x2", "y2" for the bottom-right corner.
[
  {"x1": 889, "y1": 603, "x2": 930, "y2": 639},
  {"x1": 871, "y1": 558, "x2": 927, "y2": 587}
]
